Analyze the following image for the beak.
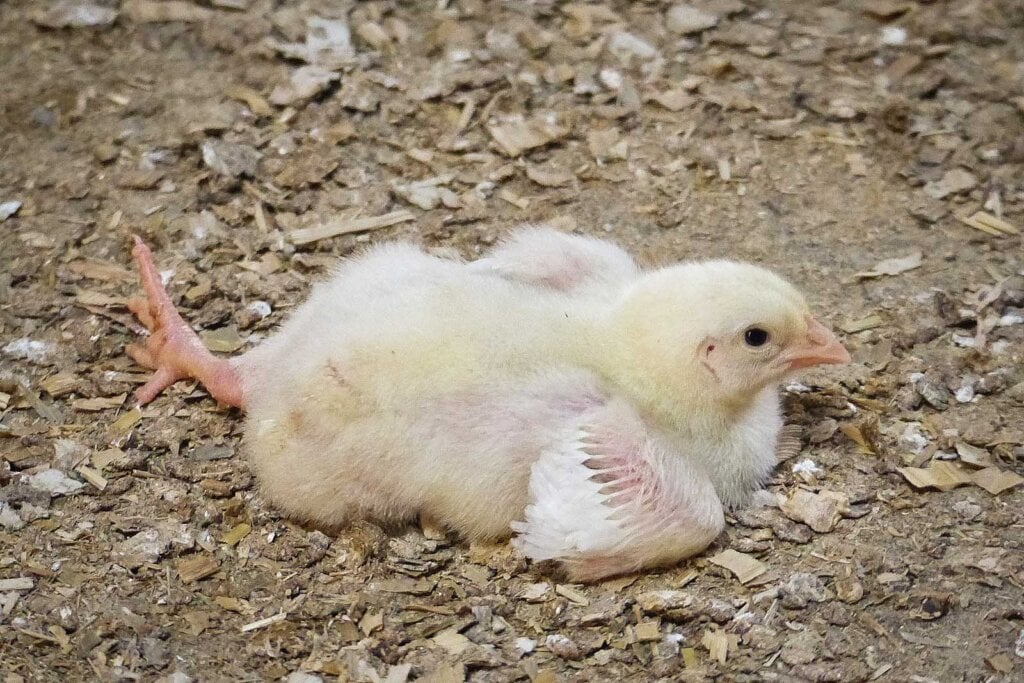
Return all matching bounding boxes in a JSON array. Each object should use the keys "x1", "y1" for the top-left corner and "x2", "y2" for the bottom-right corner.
[{"x1": 781, "y1": 317, "x2": 851, "y2": 371}]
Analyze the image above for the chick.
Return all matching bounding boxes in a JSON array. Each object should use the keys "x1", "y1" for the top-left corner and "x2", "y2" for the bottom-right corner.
[{"x1": 125, "y1": 232, "x2": 848, "y2": 581}]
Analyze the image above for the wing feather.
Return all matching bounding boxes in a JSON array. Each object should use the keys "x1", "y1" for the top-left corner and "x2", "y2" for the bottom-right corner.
[{"x1": 512, "y1": 400, "x2": 725, "y2": 573}]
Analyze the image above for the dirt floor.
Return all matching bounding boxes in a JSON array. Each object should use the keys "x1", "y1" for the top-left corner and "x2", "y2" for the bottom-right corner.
[{"x1": 2, "y1": 0, "x2": 1024, "y2": 680}]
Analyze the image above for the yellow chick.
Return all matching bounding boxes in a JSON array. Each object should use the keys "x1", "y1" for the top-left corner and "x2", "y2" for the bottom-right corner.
[{"x1": 125, "y1": 229, "x2": 848, "y2": 581}]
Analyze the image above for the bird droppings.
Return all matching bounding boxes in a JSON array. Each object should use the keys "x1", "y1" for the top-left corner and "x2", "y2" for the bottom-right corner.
[
  {"x1": 25, "y1": 468, "x2": 85, "y2": 497},
  {"x1": 514, "y1": 637, "x2": 536, "y2": 655},
  {"x1": 879, "y1": 26, "x2": 908, "y2": 46},
  {"x1": 791, "y1": 458, "x2": 823, "y2": 478},
  {"x1": 2, "y1": 0, "x2": 1024, "y2": 679}
]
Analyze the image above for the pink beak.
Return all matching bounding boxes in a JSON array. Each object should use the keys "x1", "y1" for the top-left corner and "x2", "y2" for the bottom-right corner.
[{"x1": 781, "y1": 316, "x2": 851, "y2": 371}]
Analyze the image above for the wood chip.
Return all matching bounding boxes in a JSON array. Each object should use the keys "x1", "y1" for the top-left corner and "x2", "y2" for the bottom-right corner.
[
  {"x1": 634, "y1": 620, "x2": 661, "y2": 642},
  {"x1": 123, "y1": 0, "x2": 213, "y2": 23},
  {"x1": 986, "y1": 654, "x2": 1014, "y2": 674},
  {"x1": 883, "y1": 54, "x2": 922, "y2": 84},
  {"x1": 404, "y1": 604, "x2": 456, "y2": 616},
  {"x1": 519, "y1": 582, "x2": 551, "y2": 601},
  {"x1": 486, "y1": 113, "x2": 569, "y2": 157},
  {"x1": 39, "y1": 373, "x2": 80, "y2": 397},
  {"x1": 177, "y1": 555, "x2": 220, "y2": 583},
  {"x1": 498, "y1": 189, "x2": 529, "y2": 209},
  {"x1": 359, "y1": 609, "x2": 383, "y2": 635},
  {"x1": 379, "y1": 578, "x2": 435, "y2": 595},
  {"x1": 554, "y1": 584, "x2": 589, "y2": 605},
  {"x1": 225, "y1": 84, "x2": 272, "y2": 117},
  {"x1": 288, "y1": 210, "x2": 415, "y2": 245},
  {"x1": 709, "y1": 549, "x2": 766, "y2": 584},
  {"x1": 75, "y1": 289, "x2": 126, "y2": 307},
  {"x1": 701, "y1": 628, "x2": 737, "y2": 664},
  {"x1": 970, "y1": 467, "x2": 1024, "y2": 495},
  {"x1": 15, "y1": 378, "x2": 61, "y2": 423},
  {"x1": 221, "y1": 523, "x2": 251, "y2": 547},
  {"x1": 845, "y1": 152, "x2": 869, "y2": 177},
  {"x1": 780, "y1": 488, "x2": 850, "y2": 533},
  {"x1": 647, "y1": 89, "x2": 695, "y2": 112},
  {"x1": 67, "y1": 259, "x2": 134, "y2": 282},
  {"x1": 897, "y1": 461, "x2": 973, "y2": 491},
  {"x1": 600, "y1": 574, "x2": 638, "y2": 591},
  {"x1": 0, "y1": 577, "x2": 35, "y2": 591},
  {"x1": 109, "y1": 407, "x2": 142, "y2": 434},
  {"x1": 72, "y1": 394, "x2": 128, "y2": 412},
  {"x1": 240, "y1": 612, "x2": 287, "y2": 632},
  {"x1": 199, "y1": 478, "x2": 233, "y2": 498},
  {"x1": 75, "y1": 465, "x2": 107, "y2": 491},
  {"x1": 840, "y1": 422, "x2": 877, "y2": 455},
  {"x1": 855, "y1": 251, "x2": 923, "y2": 279},
  {"x1": 215, "y1": 596, "x2": 249, "y2": 613},
  {"x1": 842, "y1": 314, "x2": 885, "y2": 334},
  {"x1": 418, "y1": 663, "x2": 466, "y2": 683},
  {"x1": 182, "y1": 611, "x2": 211, "y2": 636},
  {"x1": 863, "y1": 0, "x2": 912, "y2": 19},
  {"x1": 433, "y1": 627, "x2": 472, "y2": 655},
  {"x1": 525, "y1": 164, "x2": 574, "y2": 188},
  {"x1": 955, "y1": 442, "x2": 993, "y2": 468},
  {"x1": 92, "y1": 448, "x2": 128, "y2": 470},
  {"x1": 960, "y1": 211, "x2": 1020, "y2": 237},
  {"x1": 200, "y1": 325, "x2": 245, "y2": 353}
]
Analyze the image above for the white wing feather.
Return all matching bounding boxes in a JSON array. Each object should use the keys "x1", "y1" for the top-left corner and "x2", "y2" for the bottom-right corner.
[
  {"x1": 511, "y1": 430, "x2": 625, "y2": 559},
  {"x1": 511, "y1": 400, "x2": 726, "y2": 576}
]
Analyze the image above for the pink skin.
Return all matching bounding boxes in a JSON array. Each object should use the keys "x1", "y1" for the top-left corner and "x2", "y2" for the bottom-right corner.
[{"x1": 125, "y1": 237, "x2": 244, "y2": 408}]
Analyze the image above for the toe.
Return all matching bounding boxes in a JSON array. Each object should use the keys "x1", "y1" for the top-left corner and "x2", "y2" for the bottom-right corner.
[
  {"x1": 135, "y1": 367, "x2": 182, "y2": 405},
  {"x1": 126, "y1": 343, "x2": 156, "y2": 369},
  {"x1": 127, "y1": 297, "x2": 155, "y2": 330},
  {"x1": 132, "y1": 236, "x2": 176, "y2": 316}
]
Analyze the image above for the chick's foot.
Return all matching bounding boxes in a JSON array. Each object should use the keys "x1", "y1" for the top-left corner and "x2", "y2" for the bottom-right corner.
[{"x1": 126, "y1": 237, "x2": 244, "y2": 408}]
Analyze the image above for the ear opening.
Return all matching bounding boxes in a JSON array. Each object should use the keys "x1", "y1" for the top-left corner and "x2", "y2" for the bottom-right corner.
[{"x1": 699, "y1": 338, "x2": 720, "y2": 381}]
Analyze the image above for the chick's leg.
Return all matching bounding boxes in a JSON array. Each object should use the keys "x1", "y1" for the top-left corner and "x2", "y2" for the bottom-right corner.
[{"x1": 126, "y1": 237, "x2": 244, "y2": 408}]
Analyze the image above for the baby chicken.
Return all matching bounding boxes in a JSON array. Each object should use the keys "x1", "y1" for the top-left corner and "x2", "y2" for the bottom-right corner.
[{"x1": 125, "y1": 229, "x2": 848, "y2": 581}]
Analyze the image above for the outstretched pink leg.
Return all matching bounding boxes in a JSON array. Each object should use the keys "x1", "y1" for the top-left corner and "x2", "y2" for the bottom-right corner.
[{"x1": 125, "y1": 237, "x2": 244, "y2": 408}]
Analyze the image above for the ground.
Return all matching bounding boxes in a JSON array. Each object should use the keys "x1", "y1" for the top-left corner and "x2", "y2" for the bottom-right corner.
[{"x1": 1, "y1": 0, "x2": 1024, "y2": 681}]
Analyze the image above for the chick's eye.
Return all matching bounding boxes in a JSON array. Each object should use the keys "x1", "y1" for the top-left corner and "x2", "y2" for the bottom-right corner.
[{"x1": 744, "y1": 327, "x2": 770, "y2": 347}]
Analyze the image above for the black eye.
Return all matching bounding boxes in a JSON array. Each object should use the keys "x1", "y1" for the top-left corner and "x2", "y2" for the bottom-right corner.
[{"x1": 744, "y1": 327, "x2": 770, "y2": 347}]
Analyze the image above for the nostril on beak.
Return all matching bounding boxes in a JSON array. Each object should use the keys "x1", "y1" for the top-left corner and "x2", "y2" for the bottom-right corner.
[{"x1": 805, "y1": 316, "x2": 831, "y2": 346}]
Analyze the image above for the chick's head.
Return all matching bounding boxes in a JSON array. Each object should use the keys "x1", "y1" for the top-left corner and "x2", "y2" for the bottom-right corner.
[{"x1": 616, "y1": 261, "x2": 849, "y2": 411}]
